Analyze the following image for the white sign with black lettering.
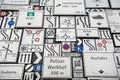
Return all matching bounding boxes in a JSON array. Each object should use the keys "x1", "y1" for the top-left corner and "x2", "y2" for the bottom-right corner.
[
  {"x1": 0, "y1": 64, "x2": 24, "y2": 80},
  {"x1": 106, "y1": 10, "x2": 120, "y2": 26},
  {"x1": 77, "y1": 28, "x2": 99, "y2": 37},
  {"x1": 106, "y1": 10, "x2": 120, "y2": 33},
  {"x1": 83, "y1": 53, "x2": 118, "y2": 77},
  {"x1": 3, "y1": 0, "x2": 29, "y2": 5},
  {"x1": 17, "y1": 10, "x2": 43, "y2": 28},
  {"x1": 56, "y1": 29, "x2": 76, "y2": 41},
  {"x1": 85, "y1": 0, "x2": 109, "y2": 8},
  {"x1": 1, "y1": 5, "x2": 33, "y2": 10},
  {"x1": 62, "y1": 53, "x2": 81, "y2": 57},
  {"x1": 43, "y1": 57, "x2": 72, "y2": 78},
  {"x1": 54, "y1": 0, "x2": 86, "y2": 15}
]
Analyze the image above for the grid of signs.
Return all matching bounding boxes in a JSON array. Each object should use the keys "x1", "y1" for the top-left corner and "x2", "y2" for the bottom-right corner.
[{"x1": 0, "y1": 0, "x2": 120, "y2": 80}]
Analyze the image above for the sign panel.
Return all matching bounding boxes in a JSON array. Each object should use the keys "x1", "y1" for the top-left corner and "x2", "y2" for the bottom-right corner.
[
  {"x1": 0, "y1": 64, "x2": 24, "y2": 80},
  {"x1": 43, "y1": 57, "x2": 72, "y2": 78},
  {"x1": 84, "y1": 53, "x2": 118, "y2": 77},
  {"x1": 54, "y1": 0, "x2": 86, "y2": 15}
]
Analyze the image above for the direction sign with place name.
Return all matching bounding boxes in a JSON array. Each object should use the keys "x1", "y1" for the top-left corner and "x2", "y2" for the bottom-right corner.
[
  {"x1": 83, "y1": 53, "x2": 118, "y2": 77},
  {"x1": 42, "y1": 57, "x2": 72, "y2": 78}
]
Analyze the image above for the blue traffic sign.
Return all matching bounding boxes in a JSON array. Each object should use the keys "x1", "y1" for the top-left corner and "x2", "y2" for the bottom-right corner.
[
  {"x1": 75, "y1": 46, "x2": 83, "y2": 53},
  {"x1": 8, "y1": 20, "x2": 14, "y2": 27},
  {"x1": 34, "y1": 64, "x2": 42, "y2": 72}
]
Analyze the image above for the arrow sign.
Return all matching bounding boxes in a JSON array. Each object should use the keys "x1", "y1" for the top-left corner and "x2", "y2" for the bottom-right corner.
[
  {"x1": 32, "y1": 52, "x2": 42, "y2": 64},
  {"x1": 98, "y1": 69, "x2": 104, "y2": 74}
]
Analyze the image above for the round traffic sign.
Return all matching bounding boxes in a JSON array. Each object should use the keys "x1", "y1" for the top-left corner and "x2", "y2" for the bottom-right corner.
[
  {"x1": 34, "y1": 64, "x2": 42, "y2": 72},
  {"x1": 63, "y1": 44, "x2": 70, "y2": 50}
]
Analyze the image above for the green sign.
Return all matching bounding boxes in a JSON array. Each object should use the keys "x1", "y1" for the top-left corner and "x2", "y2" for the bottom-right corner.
[{"x1": 27, "y1": 12, "x2": 35, "y2": 16}]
